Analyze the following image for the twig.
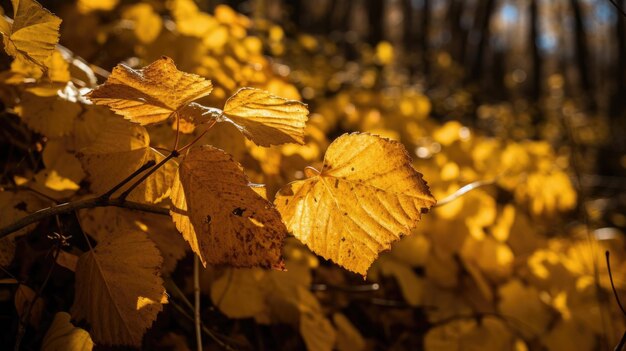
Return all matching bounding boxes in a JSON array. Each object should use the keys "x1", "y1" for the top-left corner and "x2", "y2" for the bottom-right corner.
[
  {"x1": 118, "y1": 151, "x2": 179, "y2": 201},
  {"x1": 165, "y1": 278, "x2": 237, "y2": 350},
  {"x1": 169, "y1": 300, "x2": 238, "y2": 351},
  {"x1": 0, "y1": 197, "x2": 168, "y2": 239},
  {"x1": 609, "y1": 0, "x2": 626, "y2": 17},
  {"x1": 194, "y1": 255, "x2": 203, "y2": 351},
  {"x1": 101, "y1": 160, "x2": 156, "y2": 199},
  {"x1": 434, "y1": 178, "x2": 497, "y2": 207},
  {"x1": 310, "y1": 282, "x2": 380, "y2": 292},
  {"x1": 606, "y1": 251, "x2": 626, "y2": 316}
]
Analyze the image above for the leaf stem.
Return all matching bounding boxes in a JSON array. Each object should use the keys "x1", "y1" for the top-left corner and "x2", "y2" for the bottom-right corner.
[
  {"x1": 177, "y1": 119, "x2": 217, "y2": 154},
  {"x1": 100, "y1": 159, "x2": 156, "y2": 200},
  {"x1": 118, "y1": 151, "x2": 179, "y2": 201},
  {"x1": 0, "y1": 197, "x2": 168, "y2": 239},
  {"x1": 433, "y1": 178, "x2": 497, "y2": 207}
]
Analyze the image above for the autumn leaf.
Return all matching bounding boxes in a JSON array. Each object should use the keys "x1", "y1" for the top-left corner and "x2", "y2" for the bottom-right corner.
[
  {"x1": 71, "y1": 229, "x2": 166, "y2": 346},
  {"x1": 170, "y1": 145, "x2": 287, "y2": 267},
  {"x1": 77, "y1": 113, "x2": 176, "y2": 203},
  {"x1": 275, "y1": 133, "x2": 436, "y2": 275},
  {"x1": 42, "y1": 312, "x2": 93, "y2": 351},
  {"x1": 86, "y1": 56, "x2": 213, "y2": 125},
  {"x1": 16, "y1": 83, "x2": 83, "y2": 137},
  {"x1": 78, "y1": 206, "x2": 188, "y2": 274},
  {"x1": 0, "y1": 0, "x2": 62, "y2": 68},
  {"x1": 221, "y1": 87, "x2": 309, "y2": 146}
]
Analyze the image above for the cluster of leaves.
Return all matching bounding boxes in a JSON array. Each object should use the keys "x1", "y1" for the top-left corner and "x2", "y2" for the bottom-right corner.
[{"x1": 0, "y1": 1, "x2": 624, "y2": 351}]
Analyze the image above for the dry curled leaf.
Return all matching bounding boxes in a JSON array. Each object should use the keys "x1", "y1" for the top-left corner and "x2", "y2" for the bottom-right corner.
[
  {"x1": 87, "y1": 56, "x2": 213, "y2": 125},
  {"x1": 0, "y1": 0, "x2": 62, "y2": 68},
  {"x1": 42, "y1": 312, "x2": 93, "y2": 351},
  {"x1": 275, "y1": 133, "x2": 436, "y2": 275},
  {"x1": 222, "y1": 87, "x2": 309, "y2": 146},
  {"x1": 170, "y1": 145, "x2": 287, "y2": 268},
  {"x1": 71, "y1": 229, "x2": 166, "y2": 346}
]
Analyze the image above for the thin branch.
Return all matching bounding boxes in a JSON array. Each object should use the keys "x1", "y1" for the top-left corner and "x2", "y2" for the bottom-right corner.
[
  {"x1": 118, "y1": 151, "x2": 179, "y2": 201},
  {"x1": 101, "y1": 159, "x2": 156, "y2": 199},
  {"x1": 606, "y1": 251, "x2": 626, "y2": 316},
  {"x1": 0, "y1": 197, "x2": 168, "y2": 239},
  {"x1": 609, "y1": 0, "x2": 626, "y2": 17},
  {"x1": 165, "y1": 278, "x2": 237, "y2": 350},
  {"x1": 194, "y1": 255, "x2": 203, "y2": 351},
  {"x1": 434, "y1": 178, "x2": 497, "y2": 207}
]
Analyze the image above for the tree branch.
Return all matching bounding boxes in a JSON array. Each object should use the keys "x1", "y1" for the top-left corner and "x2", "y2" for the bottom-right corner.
[{"x1": 0, "y1": 197, "x2": 169, "y2": 239}]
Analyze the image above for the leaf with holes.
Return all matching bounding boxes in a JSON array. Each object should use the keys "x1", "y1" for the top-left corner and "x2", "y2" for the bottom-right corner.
[
  {"x1": 170, "y1": 145, "x2": 287, "y2": 268},
  {"x1": 275, "y1": 133, "x2": 436, "y2": 276}
]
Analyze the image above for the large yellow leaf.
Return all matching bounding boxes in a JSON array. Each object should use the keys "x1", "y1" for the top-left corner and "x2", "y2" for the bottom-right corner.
[
  {"x1": 170, "y1": 145, "x2": 287, "y2": 267},
  {"x1": 0, "y1": 0, "x2": 61, "y2": 67},
  {"x1": 222, "y1": 87, "x2": 309, "y2": 146},
  {"x1": 42, "y1": 312, "x2": 93, "y2": 351},
  {"x1": 71, "y1": 230, "x2": 166, "y2": 346},
  {"x1": 77, "y1": 115, "x2": 176, "y2": 203},
  {"x1": 275, "y1": 133, "x2": 436, "y2": 275},
  {"x1": 87, "y1": 56, "x2": 213, "y2": 125}
]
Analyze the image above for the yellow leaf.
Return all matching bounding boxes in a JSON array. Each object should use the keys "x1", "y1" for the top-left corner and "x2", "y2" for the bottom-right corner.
[
  {"x1": 87, "y1": 57, "x2": 213, "y2": 125},
  {"x1": 77, "y1": 0, "x2": 118, "y2": 13},
  {"x1": 170, "y1": 145, "x2": 287, "y2": 267},
  {"x1": 222, "y1": 87, "x2": 309, "y2": 146},
  {"x1": 424, "y1": 317, "x2": 518, "y2": 351},
  {"x1": 122, "y1": 4, "x2": 162, "y2": 44},
  {"x1": 210, "y1": 268, "x2": 267, "y2": 318},
  {"x1": 1, "y1": 0, "x2": 61, "y2": 68},
  {"x1": 71, "y1": 229, "x2": 166, "y2": 346},
  {"x1": 497, "y1": 279, "x2": 552, "y2": 339},
  {"x1": 333, "y1": 313, "x2": 365, "y2": 351},
  {"x1": 300, "y1": 311, "x2": 336, "y2": 351},
  {"x1": 10, "y1": 50, "x2": 70, "y2": 83},
  {"x1": 77, "y1": 115, "x2": 176, "y2": 203},
  {"x1": 375, "y1": 41, "x2": 394, "y2": 65},
  {"x1": 370, "y1": 256, "x2": 424, "y2": 306},
  {"x1": 16, "y1": 83, "x2": 83, "y2": 137},
  {"x1": 78, "y1": 206, "x2": 188, "y2": 274},
  {"x1": 275, "y1": 133, "x2": 436, "y2": 275},
  {"x1": 42, "y1": 312, "x2": 93, "y2": 351}
]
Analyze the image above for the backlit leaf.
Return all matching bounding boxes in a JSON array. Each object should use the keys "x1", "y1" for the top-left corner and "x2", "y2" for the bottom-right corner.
[
  {"x1": 87, "y1": 57, "x2": 213, "y2": 125},
  {"x1": 0, "y1": 0, "x2": 61, "y2": 68},
  {"x1": 77, "y1": 114, "x2": 176, "y2": 203},
  {"x1": 222, "y1": 87, "x2": 309, "y2": 146},
  {"x1": 170, "y1": 145, "x2": 287, "y2": 267},
  {"x1": 275, "y1": 133, "x2": 436, "y2": 275},
  {"x1": 71, "y1": 229, "x2": 166, "y2": 346}
]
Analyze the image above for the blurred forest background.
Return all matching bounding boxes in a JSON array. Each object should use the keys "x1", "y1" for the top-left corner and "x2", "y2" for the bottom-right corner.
[{"x1": 1, "y1": 0, "x2": 626, "y2": 350}]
